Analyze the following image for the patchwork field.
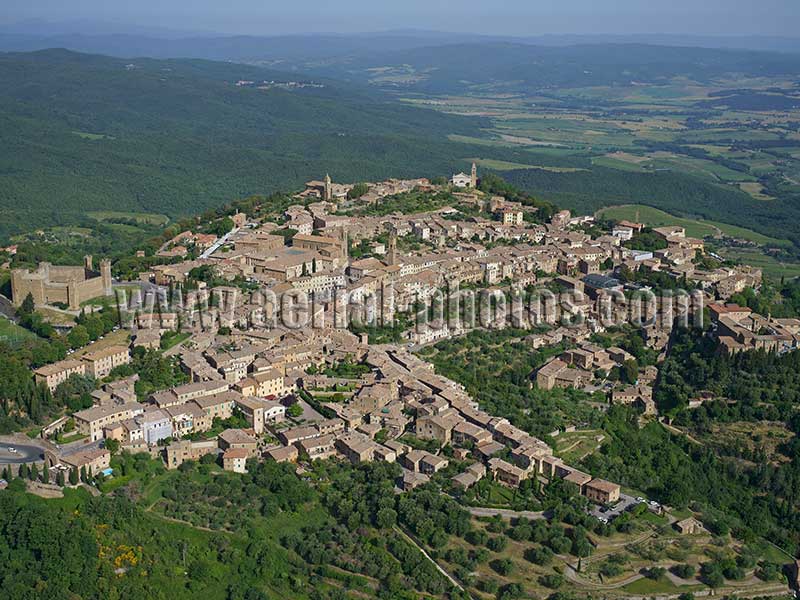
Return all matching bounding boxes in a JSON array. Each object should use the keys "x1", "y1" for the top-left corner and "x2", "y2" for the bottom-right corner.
[{"x1": 411, "y1": 77, "x2": 800, "y2": 254}]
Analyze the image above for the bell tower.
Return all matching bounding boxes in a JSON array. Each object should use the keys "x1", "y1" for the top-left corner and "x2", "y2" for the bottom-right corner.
[
  {"x1": 387, "y1": 231, "x2": 398, "y2": 266},
  {"x1": 324, "y1": 173, "x2": 332, "y2": 202},
  {"x1": 470, "y1": 162, "x2": 477, "y2": 188},
  {"x1": 339, "y1": 227, "x2": 349, "y2": 261}
]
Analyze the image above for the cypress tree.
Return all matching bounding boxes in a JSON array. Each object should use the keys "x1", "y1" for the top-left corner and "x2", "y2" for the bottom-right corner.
[
  {"x1": 69, "y1": 468, "x2": 79, "y2": 486},
  {"x1": 19, "y1": 292, "x2": 35, "y2": 316},
  {"x1": 56, "y1": 470, "x2": 65, "y2": 487},
  {"x1": 42, "y1": 462, "x2": 50, "y2": 484},
  {"x1": 30, "y1": 463, "x2": 38, "y2": 481}
]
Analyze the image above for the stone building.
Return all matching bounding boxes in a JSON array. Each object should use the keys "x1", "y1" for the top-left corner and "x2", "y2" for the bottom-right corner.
[{"x1": 11, "y1": 256, "x2": 112, "y2": 309}]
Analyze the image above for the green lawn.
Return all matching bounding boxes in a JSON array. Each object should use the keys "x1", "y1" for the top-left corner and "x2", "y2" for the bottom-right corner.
[
  {"x1": 469, "y1": 157, "x2": 586, "y2": 172},
  {"x1": 80, "y1": 285, "x2": 141, "y2": 307},
  {"x1": 553, "y1": 430, "x2": 605, "y2": 463},
  {"x1": 80, "y1": 295, "x2": 117, "y2": 308},
  {"x1": 0, "y1": 316, "x2": 39, "y2": 347},
  {"x1": 648, "y1": 155, "x2": 757, "y2": 183},
  {"x1": 160, "y1": 331, "x2": 191, "y2": 351},
  {"x1": 72, "y1": 131, "x2": 115, "y2": 140},
  {"x1": 623, "y1": 576, "x2": 703, "y2": 595},
  {"x1": 55, "y1": 432, "x2": 87, "y2": 444},
  {"x1": 591, "y1": 156, "x2": 650, "y2": 172}
]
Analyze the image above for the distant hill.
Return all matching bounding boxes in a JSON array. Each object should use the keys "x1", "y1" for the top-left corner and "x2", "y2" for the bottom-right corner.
[
  {"x1": 308, "y1": 42, "x2": 800, "y2": 94},
  {"x1": 3, "y1": 28, "x2": 800, "y2": 61},
  {"x1": 0, "y1": 49, "x2": 499, "y2": 241},
  {"x1": 2, "y1": 33, "x2": 799, "y2": 94},
  {"x1": 0, "y1": 31, "x2": 499, "y2": 62}
]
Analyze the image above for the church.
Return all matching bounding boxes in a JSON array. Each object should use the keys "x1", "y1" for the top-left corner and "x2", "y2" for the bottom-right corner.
[{"x1": 450, "y1": 162, "x2": 478, "y2": 188}]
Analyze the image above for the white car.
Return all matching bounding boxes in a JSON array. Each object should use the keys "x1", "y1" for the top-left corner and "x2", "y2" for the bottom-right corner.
[{"x1": 7, "y1": 447, "x2": 17, "y2": 453}]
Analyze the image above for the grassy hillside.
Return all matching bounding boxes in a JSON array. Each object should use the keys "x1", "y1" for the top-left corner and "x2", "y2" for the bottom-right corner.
[
  {"x1": 0, "y1": 49, "x2": 503, "y2": 241},
  {"x1": 503, "y1": 166, "x2": 800, "y2": 247},
  {"x1": 596, "y1": 204, "x2": 790, "y2": 245}
]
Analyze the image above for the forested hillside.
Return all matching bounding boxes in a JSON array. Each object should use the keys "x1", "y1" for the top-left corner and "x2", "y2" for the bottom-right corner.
[{"x1": 0, "y1": 49, "x2": 500, "y2": 241}]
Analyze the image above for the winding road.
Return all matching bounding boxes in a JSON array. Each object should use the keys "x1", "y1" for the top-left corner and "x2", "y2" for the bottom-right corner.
[{"x1": 0, "y1": 442, "x2": 44, "y2": 464}]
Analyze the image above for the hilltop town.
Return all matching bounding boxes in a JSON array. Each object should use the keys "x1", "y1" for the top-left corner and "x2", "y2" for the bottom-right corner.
[
  {"x1": 3, "y1": 167, "x2": 799, "y2": 599},
  {"x1": 9, "y1": 165, "x2": 792, "y2": 490}
]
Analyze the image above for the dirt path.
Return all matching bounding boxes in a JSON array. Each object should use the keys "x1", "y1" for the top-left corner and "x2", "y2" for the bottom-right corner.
[
  {"x1": 394, "y1": 526, "x2": 471, "y2": 597},
  {"x1": 145, "y1": 501, "x2": 230, "y2": 534},
  {"x1": 564, "y1": 563, "x2": 644, "y2": 590},
  {"x1": 464, "y1": 505, "x2": 548, "y2": 520},
  {"x1": 661, "y1": 422, "x2": 703, "y2": 445}
]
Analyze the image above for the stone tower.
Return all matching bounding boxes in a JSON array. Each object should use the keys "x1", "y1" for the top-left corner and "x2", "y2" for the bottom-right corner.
[
  {"x1": 470, "y1": 162, "x2": 477, "y2": 188},
  {"x1": 324, "y1": 173, "x2": 332, "y2": 202},
  {"x1": 339, "y1": 227, "x2": 349, "y2": 261},
  {"x1": 100, "y1": 259, "x2": 113, "y2": 296},
  {"x1": 387, "y1": 231, "x2": 398, "y2": 266}
]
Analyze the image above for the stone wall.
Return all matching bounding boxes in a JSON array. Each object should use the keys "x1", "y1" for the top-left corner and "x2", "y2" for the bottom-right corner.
[{"x1": 11, "y1": 257, "x2": 112, "y2": 309}]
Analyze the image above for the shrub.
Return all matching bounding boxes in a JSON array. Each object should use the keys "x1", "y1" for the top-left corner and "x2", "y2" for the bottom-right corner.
[
  {"x1": 490, "y1": 558, "x2": 514, "y2": 576},
  {"x1": 487, "y1": 536, "x2": 508, "y2": 552},
  {"x1": 671, "y1": 563, "x2": 695, "y2": 579},
  {"x1": 524, "y1": 546, "x2": 554, "y2": 565},
  {"x1": 538, "y1": 573, "x2": 564, "y2": 589}
]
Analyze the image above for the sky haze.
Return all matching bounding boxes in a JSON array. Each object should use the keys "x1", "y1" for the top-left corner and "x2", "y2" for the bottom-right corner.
[{"x1": 3, "y1": 0, "x2": 799, "y2": 37}]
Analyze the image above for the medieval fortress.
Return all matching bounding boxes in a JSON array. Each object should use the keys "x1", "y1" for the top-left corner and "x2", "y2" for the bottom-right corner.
[{"x1": 11, "y1": 255, "x2": 113, "y2": 309}]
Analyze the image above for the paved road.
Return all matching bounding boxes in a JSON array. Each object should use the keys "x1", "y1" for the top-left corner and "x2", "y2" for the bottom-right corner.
[
  {"x1": 0, "y1": 294, "x2": 19, "y2": 322},
  {"x1": 60, "y1": 439, "x2": 103, "y2": 457},
  {"x1": 0, "y1": 442, "x2": 44, "y2": 464},
  {"x1": 200, "y1": 227, "x2": 240, "y2": 259}
]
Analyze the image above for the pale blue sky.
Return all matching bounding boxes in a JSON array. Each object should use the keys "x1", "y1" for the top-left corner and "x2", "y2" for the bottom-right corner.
[{"x1": 3, "y1": 0, "x2": 799, "y2": 37}]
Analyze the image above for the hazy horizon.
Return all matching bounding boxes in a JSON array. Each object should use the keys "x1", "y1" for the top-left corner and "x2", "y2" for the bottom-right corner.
[{"x1": 2, "y1": 0, "x2": 799, "y2": 38}]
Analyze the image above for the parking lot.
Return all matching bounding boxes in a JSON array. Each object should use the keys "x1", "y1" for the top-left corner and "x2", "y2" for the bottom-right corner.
[{"x1": 588, "y1": 493, "x2": 660, "y2": 523}]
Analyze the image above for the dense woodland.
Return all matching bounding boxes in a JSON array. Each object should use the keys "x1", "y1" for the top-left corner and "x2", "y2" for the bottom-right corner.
[
  {"x1": 583, "y1": 404, "x2": 800, "y2": 556},
  {"x1": 0, "y1": 49, "x2": 539, "y2": 242},
  {"x1": 3, "y1": 46, "x2": 800, "y2": 256},
  {"x1": 587, "y1": 324, "x2": 800, "y2": 555}
]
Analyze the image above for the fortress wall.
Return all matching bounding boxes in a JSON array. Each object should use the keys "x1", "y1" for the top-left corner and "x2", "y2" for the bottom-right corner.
[
  {"x1": 11, "y1": 259, "x2": 113, "y2": 309},
  {"x1": 46, "y1": 265, "x2": 87, "y2": 284}
]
